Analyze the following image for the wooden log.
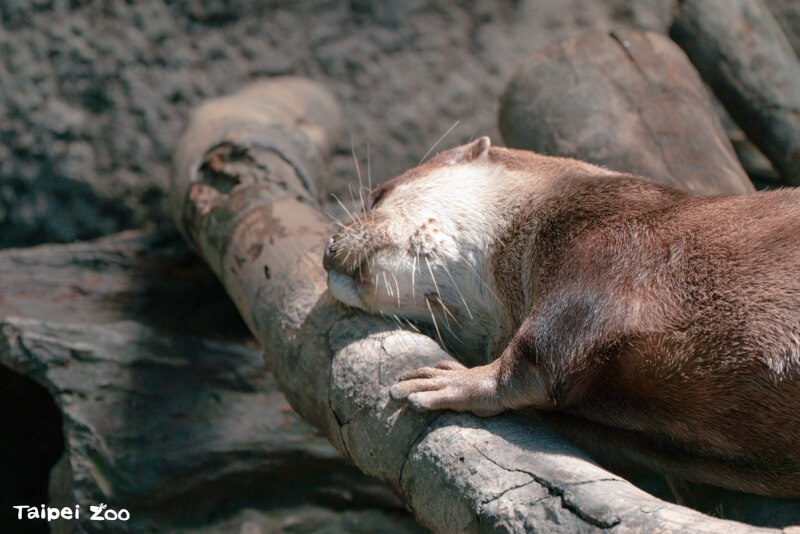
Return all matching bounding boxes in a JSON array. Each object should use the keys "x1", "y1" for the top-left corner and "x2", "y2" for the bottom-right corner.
[
  {"x1": 499, "y1": 30, "x2": 754, "y2": 195},
  {"x1": 165, "y1": 75, "x2": 792, "y2": 532},
  {"x1": 671, "y1": 0, "x2": 800, "y2": 186}
]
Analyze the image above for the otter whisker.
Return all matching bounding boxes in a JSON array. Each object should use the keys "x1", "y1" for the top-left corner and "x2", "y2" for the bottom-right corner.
[
  {"x1": 342, "y1": 247, "x2": 354, "y2": 270},
  {"x1": 434, "y1": 291, "x2": 461, "y2": 329},
  {"x1": 419, "y1": 120, "x2": 461, "y2": 165},
  {"x1": 330, "y1": 193, "x2": 358, "y2": 224},
  {"x1": 425, "y1": 298, "x2": 446, "y2": 349},
  {"x1": 347, "y1": 182, "x2": 359, "y2": 213},
  {"x1": 411, "y1": 251, "x2": 418, "y2": 304},
  {"x1": 324, "y1": 211, "x2": 348, "y2": 229},
  {"x1": 383, "y1": 271, "x2": 393, "y2": 297},
  {"x1": 424, "y1": 256, "x2": 446, "y2": 313},
  {"x1": 403, "y1": 318, "x2": 421, "y2": 332},
  {"x1": 351, "y1": 139, "x2": 366, "y2": 212},
  {"x1": 424, "y1": 256, "x2": 461, "y2": 332},
  {"x1": 454, "y1": 249, "x2": 503, "y2": 307},
  {"x1": 391, "y1": 272, "x2": 402, "y2": 308},
  {"x1": 435, "y1": 298, "x2": 464, "y2": 343},
  {"x1": 366, "y1": 140, "x2": 372, "y2": 195},
  {"x1": 430, "y1": 250, "x2": 474, "y2": 320}
]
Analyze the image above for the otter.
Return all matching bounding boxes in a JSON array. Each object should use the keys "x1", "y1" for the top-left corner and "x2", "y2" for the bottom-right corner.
[{"x1": 322, "y1": 137, "x2": 800, "y2": 498}]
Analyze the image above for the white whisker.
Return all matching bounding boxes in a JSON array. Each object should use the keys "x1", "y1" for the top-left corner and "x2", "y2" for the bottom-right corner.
[
  {"x1": 411, "y1": 251, "x2": 418, "y2": 304},
  {"x1": 426, "y1": 298, "x2": 445, "y2": 348},
  {"x1": 419, "y1": 120, "x2": 460, "y2": 165},
  {"x1": 382, "y1": 271, "x2": 393, "y2": 296},
  {"x1": 330, "y1": 193, "x2": 358, "y2": 224},
  {"x1": 366, "y1": 140, "x2": 372, "y2": 193},
  {"x1": 430, "y1": 250, "x2": 473, "y2": 319},
  {"x1": 391, "y1": 273, "x2": 401, "y2": 308},
  {"x1": 351, "y1": 138, "x2": 366, "y2": 211}
]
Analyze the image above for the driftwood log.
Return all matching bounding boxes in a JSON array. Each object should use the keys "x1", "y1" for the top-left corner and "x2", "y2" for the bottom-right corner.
[
  {"x1": 165, "y1": 59, "x2": 798, "y2": 533},
  {"x1": 671, "y1": 0, "x2": 800, "y2": 187}
]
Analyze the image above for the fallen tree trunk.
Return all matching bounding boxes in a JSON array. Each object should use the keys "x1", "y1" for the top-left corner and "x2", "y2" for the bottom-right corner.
[
  {"x1": 166, "y1": 73, "x2": 795, "y2": 532},
  {"x1": 671, "y1": 0, "x2": 800, "y2": 186}
]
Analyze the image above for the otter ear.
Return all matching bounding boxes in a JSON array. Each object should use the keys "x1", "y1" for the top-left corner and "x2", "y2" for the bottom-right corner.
[
  {"x1": 466, "y1": 136, "x2": 491, "y2": 160},
  {"x1": 448, "y1": 136, "x2": 491, "y2": 164}
]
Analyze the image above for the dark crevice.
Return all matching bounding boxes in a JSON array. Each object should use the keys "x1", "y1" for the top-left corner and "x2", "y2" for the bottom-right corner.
[{"x1": 0, "y1": 364, "x2": 64, "y2": 534}]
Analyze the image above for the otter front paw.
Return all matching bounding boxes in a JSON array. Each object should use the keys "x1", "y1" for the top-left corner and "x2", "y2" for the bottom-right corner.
[{"x1": 389, "y1": 360, "x2": 505, "y2": 417}]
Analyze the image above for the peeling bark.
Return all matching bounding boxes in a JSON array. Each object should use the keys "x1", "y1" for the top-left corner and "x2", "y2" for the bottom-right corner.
[{"x1": 166, "y1": 76, "x2": 797, "y2": 532}]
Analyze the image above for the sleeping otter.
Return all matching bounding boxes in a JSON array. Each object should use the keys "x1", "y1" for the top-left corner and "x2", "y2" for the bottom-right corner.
[{"x1": 322, "y1": 137, "x2": 800, "y2": 498}]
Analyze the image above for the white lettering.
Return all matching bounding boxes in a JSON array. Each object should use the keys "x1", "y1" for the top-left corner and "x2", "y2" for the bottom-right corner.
[{"x1": 89, "y1": 504, "x2": 106, "y2": 521}]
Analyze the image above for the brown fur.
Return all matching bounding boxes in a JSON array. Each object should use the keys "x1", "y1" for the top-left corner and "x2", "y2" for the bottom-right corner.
[
  {"x1": 327, "y1": 139, "x2": 800, "y2": 497},
  {"x1": 492, "y1": 174, "x2": 800, "y2": 496}
]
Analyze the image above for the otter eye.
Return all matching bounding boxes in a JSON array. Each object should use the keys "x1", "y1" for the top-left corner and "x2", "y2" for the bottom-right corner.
[{"x1": 365, "y1": 188, "x2": 385, "y2": 212}]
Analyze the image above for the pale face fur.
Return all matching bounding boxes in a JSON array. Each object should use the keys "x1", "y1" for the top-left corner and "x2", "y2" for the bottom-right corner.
[{"x1": 324, "y1": 137, "x2": 566, "y2": 361}]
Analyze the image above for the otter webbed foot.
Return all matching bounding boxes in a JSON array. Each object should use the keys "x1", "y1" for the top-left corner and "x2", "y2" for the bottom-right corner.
[{"x1": 389, "y1": 359, "x2": 506, "y2": 417}]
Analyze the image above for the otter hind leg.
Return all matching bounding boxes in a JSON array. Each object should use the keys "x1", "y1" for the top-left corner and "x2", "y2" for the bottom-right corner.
[{"x1": 389, "y1": 359, "x2": 507, "y2": 417}]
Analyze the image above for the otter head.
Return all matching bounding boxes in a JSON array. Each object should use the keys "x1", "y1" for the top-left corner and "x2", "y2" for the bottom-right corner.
[{"x1": 323, "y1": 137, "x2": 518, "y2": 361}]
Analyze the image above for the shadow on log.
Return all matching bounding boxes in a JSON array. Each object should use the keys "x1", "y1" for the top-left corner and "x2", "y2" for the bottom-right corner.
[{"x1": 167, "y1": 69, "x2": 799, "y2": 532}]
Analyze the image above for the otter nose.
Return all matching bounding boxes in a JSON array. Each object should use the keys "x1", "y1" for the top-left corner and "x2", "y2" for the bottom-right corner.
[{"x1": 323, "y1": 236, "x2": 336, "y2": 272}]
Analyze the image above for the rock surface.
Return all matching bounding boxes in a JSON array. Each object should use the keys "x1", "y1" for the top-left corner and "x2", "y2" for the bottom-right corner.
[
  {"x1": 0, "y1": 0, "x2": 675, "y2": 248},
  {"x1": 0, "y1": 231, "x2": 422, "y2": 534},
  {"x1": 499, "y1": 30, "x2": 753, "y2": 195},
  {"x1": 671, "y1": 0, "x2": 800, "y2": 186}
]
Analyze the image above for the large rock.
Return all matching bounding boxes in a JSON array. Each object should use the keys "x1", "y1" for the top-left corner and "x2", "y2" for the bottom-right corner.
[
  {"x1": 0, "y1": 0, "x2": 674, "y2": 248},
  {"x1": 0, "y1": 231, "x2": 421, "y2": 534},
  {"x1": 499, "y1": 30, "x2": 753, "y2": 195},
  {"x1": 671, "y1": 0, "x2": 800, "y2": 186}
]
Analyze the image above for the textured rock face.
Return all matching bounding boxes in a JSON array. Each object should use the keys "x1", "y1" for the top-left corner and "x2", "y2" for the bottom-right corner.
[
  {"x1": 0, "y1": 0, "x2": 674, "y2": 248},
  {"x1": 0, "y1": 231, "x2": 422, "y2": 534}
]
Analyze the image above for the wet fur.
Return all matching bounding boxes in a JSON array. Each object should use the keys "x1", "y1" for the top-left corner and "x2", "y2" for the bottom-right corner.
[{"x1": 324, "y1": 138, "x2": 800, "y2": 497}]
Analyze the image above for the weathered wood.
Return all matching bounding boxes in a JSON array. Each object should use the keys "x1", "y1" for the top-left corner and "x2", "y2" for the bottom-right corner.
[
  {"x1": 671, "y1": 0, "x2": 800, "y2": 186},
  {"x1": 0, "y1": 231, "x2": 418, "y2": 534},
  {"x1": 166, "y1": 76, "x2": 795, "y2": 532},
  {"x1": 499, "y1": 30, "x2": 754, "y2": 195}
]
